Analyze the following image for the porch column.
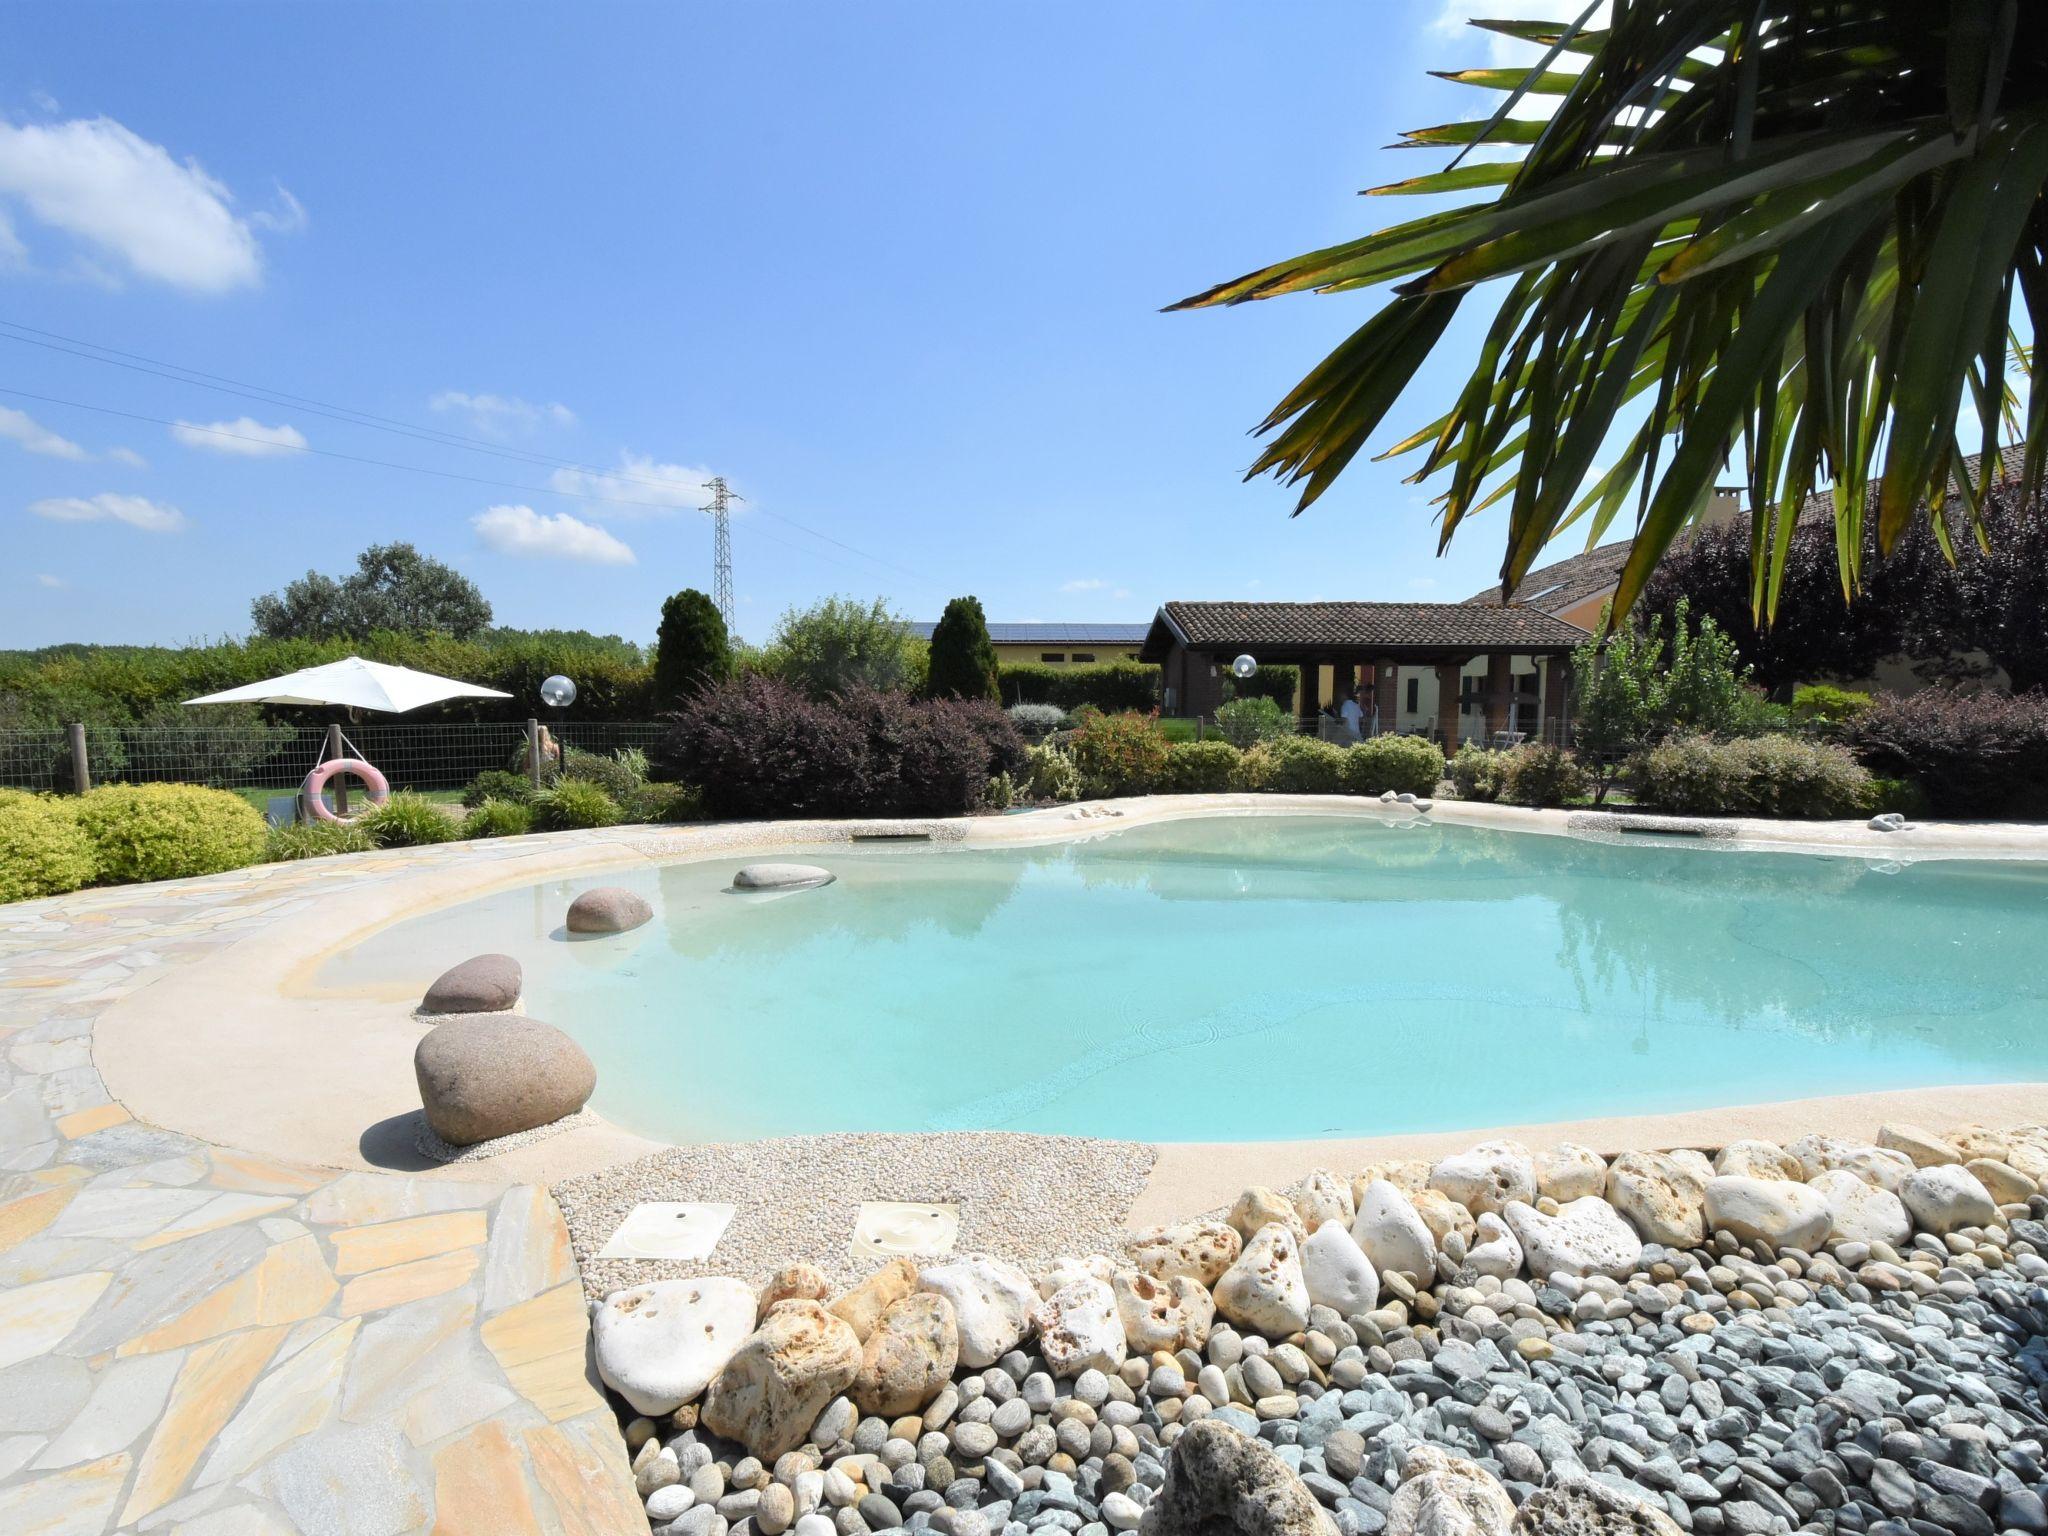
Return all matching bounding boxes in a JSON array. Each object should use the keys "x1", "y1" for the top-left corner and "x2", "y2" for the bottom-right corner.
[
  {"x1": 1483, "y1": 654, "x2": 1514, "y2": 741},
  {"x1": 1541, "y1": 655, "x2": 1572, "y2": 743},
  {"x1": 1373, "y1": 662, "x2": 1398, "y2": 736},
  {"x1": 1333, "y1": 661, "x2": 1355, "y2": 711},
  {"x1": 1434, "y1": 662, "x2": 1463, "y2": 749},
  {"x1": 1298, "y1": 659, "x2": 1321, "y2": 734}
]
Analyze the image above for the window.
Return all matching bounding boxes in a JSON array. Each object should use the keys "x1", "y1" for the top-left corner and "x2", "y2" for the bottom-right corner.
[
  {"x1": 1405, "y1": 678, "x2": 1419, "y2": 713},
  {"x1": 1072, "y1": 652, "x2": 1095, "y2": 663},
  {"x1": 1040, "y1": 653, "x2": 1064, "y2": 663}
]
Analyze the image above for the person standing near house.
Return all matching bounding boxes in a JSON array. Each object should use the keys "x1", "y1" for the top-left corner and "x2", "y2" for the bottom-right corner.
[{"x1": 1339, "y1": 684, "x2": 1366, "y2": 741}]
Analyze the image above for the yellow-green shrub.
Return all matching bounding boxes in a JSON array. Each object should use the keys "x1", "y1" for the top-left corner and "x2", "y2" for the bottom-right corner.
[
  {"x1": 1260, "y1": 735, "x2": 1348, "y2": 793},
  {"x1": 0, "y1": 790, "x2": 97, "y2": 904},
  {"x1": 1342, "y1": 736, "x2": 1445, "y2": 797},
  {"x1": 1159, "y1": 739, "x2": 1241, "y2": 793},
  {"x1": 73, "y1": 783, "x2": 267, "y2": 884},
  {"x1": 264, "y1": 820, "x2": 376, "y2": 861},
  {"x1": 356, "y1": 792, "x2": 460, "y2": 848},
  {"x1": 460, "y1": 798, "x2": 534, "y2": 838}
]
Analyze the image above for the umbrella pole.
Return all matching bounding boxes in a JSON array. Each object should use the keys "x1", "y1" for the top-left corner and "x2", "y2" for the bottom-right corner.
[{"x1": 324, "y1": 723, "x2": 348, "y2": 817}]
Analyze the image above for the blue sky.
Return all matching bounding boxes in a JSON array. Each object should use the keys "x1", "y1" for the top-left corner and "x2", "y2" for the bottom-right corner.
[{"x1": 3, "y1": 0, "x2": 1578, "y2": 648}]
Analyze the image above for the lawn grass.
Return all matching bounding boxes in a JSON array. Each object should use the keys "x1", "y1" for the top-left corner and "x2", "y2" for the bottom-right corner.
[{"x1": 226, "y1": 785, "x2": 466, "y2": 813}]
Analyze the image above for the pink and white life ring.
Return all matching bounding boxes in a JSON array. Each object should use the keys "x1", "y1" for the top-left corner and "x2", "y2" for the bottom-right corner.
[{"x1": 301, "y1": 758, "x2": 390, "y2": 823}]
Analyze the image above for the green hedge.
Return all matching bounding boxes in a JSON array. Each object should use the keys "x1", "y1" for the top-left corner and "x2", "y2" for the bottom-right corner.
[
  {"x1": 1629, "y1": 734, "x2": 1872, "y2": 818},
  {"x1": 1341, "y1": 736, "x2": 1445, "y2": 797},
  {"x1": 0, "y1": 629, "x2": 654, "y2": 727},
  {"x1": 72, "y1": 784, "x2": 268, "y2": 884},
  {"x1": 0, "y1": 791, "x2": 97, "y2": 903},
  {"x1": 1159, "y1": 739, "x2": 1241, "y2": 793},
  {"x1": 1497, "y1": 743, "x2": 1590, "y2": 808},
  {"x1": 997, "y1": 661, "x2": 1157, "y2": 712}
]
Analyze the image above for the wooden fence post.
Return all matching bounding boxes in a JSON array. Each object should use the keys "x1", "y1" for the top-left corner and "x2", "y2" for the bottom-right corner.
[
  {"x1": 324, "y1": 723, "x2": 348, "y2": 816},
  {"x1": 67, "y1": 723, "x2": 89, "y2": 795}
]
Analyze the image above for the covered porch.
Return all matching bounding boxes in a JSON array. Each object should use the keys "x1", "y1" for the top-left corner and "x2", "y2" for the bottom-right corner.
[{"x1": 1139, "y1": 600, "x2": 1592, "y2": 749}]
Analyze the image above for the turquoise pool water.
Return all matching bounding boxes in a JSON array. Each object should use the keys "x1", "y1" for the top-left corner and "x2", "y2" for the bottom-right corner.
[{"x1": 317, "y1": 814, "x2": 2048, "y2": 1144}]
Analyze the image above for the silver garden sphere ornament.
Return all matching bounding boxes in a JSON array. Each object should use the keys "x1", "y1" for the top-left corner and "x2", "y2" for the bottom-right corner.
[
  {"x1": 540, "y1": 675, "x2": 577, "y2": 709},
  {"x1": 1231, "y1": 654, "x2": 1258, "y2": 680}
]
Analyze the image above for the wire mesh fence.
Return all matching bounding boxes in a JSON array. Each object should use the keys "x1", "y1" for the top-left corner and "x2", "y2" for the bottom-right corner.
[{"x1": 0, "y1": 720, "x2": 670, "y2": 796}]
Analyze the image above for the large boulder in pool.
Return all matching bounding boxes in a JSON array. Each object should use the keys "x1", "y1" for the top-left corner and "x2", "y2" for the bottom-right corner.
[
  {"x1": 419, "y1": 953, "x2": 521, "y2": 1015},
  {"x1": 566, "y1": 886, "x2": 651, "y2": 934},
  {"x1": 732, "y1": 863, "x2": 835, "y2": 892},
  {"x1": 414, "y1": 1015, "x2": 594, "y2": 1146}
]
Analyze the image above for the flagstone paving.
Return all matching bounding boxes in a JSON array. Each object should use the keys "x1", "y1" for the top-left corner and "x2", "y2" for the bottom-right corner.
[{"x1": 0, "y1": 841, "x2": 650, "y2": 1536}]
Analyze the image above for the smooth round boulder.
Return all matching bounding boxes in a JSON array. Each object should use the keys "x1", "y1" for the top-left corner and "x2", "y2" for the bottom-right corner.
[
  {"x1": 565, "y1": 886, "x2": 652, "y2": 934},
  {"x1": 732, "y1": 863, "x2": 835, "y2": 891},
  {"x1": 419, "y1": 952, "x2": 522, "y2": 1015},
  {"x1": 413, "y1": 1016, "x2": 594, "y2": 1146}
]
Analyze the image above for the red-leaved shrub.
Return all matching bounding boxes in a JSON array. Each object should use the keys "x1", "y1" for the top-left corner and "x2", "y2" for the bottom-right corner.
[
  {"x1": 662, "y1": 677, "x2": 1024, "y2": 819},
  {"x1": 1840, "y1": 688, "x2": 2048, "y2": 817}
]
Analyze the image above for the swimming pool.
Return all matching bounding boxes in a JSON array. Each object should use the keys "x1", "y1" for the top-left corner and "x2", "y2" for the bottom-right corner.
[{"x1": 315, "y1": 813, "x2": 2048, "y2": 1144}]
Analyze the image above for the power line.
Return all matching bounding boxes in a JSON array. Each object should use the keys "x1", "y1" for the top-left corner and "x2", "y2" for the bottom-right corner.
[
  {"x1": 0, "y1": 382, "x2": 930, "y2": 583},
  {"x1": 0, "y1": 317, "x2": 932, "y2": 581}
]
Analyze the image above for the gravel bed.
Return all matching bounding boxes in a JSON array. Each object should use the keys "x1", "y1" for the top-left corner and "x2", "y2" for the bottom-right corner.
[
  {"x1": 556, "y1": 1131, "x2": 1155, "y2": 1299},
  {"x1": 415, "y1": 1106, "x2": 597, "y2": 1163}
]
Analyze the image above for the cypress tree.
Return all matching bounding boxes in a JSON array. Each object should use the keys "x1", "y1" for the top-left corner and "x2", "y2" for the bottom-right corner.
[
  {"x1": 926, "y1": 595, "x2": 999, "y2": 702},
  {"x1": 653, "y1": 589, "x2": 730, "y2": 708}
]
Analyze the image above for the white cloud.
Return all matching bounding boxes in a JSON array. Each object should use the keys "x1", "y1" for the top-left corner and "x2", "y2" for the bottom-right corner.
[
  {"x1": 35, "y1": 573, "x2": 65, "y2": 588},
  {"x1": 1408, "y1": 576, "x2": 1439, "y2": 592},
  {"x1": 0, "y1": 209, "x2": 24, "y2": 267},
  {"x1": 30, "y1": 492, "x2": 184, "y2": 531},
  {"x1": 0, "y1": 404, "x2": 87, "y2": 460},
  {"x1": 1060, "y1": 577, "x2": 1109, "y2": 592},
  {"x1": 249, "y1": 183, "x2": 307, "y2": 234},
  {"x1": 0, "y1": 115, "x2": 299, "y2": 293},
  {"x1": 430, "y1": 390, "x2": 577, "y2": 438},
  {"x1": 171, "y1": 416, "x2": 306, "y2": 456},
  {"x1": 549, "y1": 451, "x2": 714, "y2": 513},
  {"x1": 106, "y1": 445, "x2": 147, "y2": 468},
  {"x1": 472, "y1": 503, "x2": 634, "y2": 565}
]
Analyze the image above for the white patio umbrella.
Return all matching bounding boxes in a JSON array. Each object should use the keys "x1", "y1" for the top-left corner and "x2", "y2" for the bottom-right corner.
[{"x1": 184, "y1": 656, "x2": 512, "y2": 713}]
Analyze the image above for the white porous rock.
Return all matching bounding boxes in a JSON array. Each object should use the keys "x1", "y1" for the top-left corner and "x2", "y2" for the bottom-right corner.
[
  {"x1": 1809, "y1": 1169, "x2": 1913, "y2": 1248},
  {"x1": 1110, "y1": 1268, "x2": 1214, "y2": 1355},
  {"x1": 1030, "y1": 1276, "x2": 1127, "y2": 1378},
  {"x1": 1300, "y1": 1220, "x2": 1380, "y2": 1316},
  {"x1": 1351, "y1": 1159, "x2": 1432, "y2": 1207},
  {"x1": 916, "y1": 1255, "x2": 1037, "y2": 1369},
  {"x1": 1387, "y1": 1445, "x2": 1514, "y2": 1536},
  {"x1": 1466, "y1": 1213, "x2": 1523, "y2": 1280},
  {"x1": 1789, "y1": 1136, "x2": 1915, "y2": 1191},
  {"x1": 1606, "y1": 1151, "x2": 1707, "y2": 1248},
  {"x1": 1212, "y1": 1222, "x2": 1310, "y2": 1339},
  {"x1": 1350, "y1": 1178, "x2": 1436, "y2": 1282},
  {"x1": 592, "y1": 1277, "x2": 758, "y2": 1416},
  {"x1": 1949, "y1": 1123, "x2": 2012, "y2": 1162},
  {"x1": 1035, "y1": 1253, "x2": 1115, "y2": 1301},
  {"x1": 1124, "y1": 1219, "x2": 1240, "y2": 1288},
  {"x1": 1877, "y1": 1122, "x2": 1962, "y2": 1168},
  {"x1": 1503, "y1": 1197, "x2": 1643, "y2": 1281},
  {"x1": 1428, "y1": 1140, "x2": 1536, "y2": 1217},
  {"x1": 2005, "y1": 1133, "x2": 2048, "y2": 1186},
  {"x1": 1703, "y1": 1176, "x2": 1832, "y2": 1251},
  {"x1": 1901, "y1": 1163, "x2": 1999, "y2": 1235},
  {"x1": 1226, "y1": 1186, "x2": 1306, "y2": 1247},
  {"x1": 1533, "y1": 1143, "x2": 1608, "y2": 1204},
  {"x1": 1968, "y1": 1158, "x2": 2036, "y2": 1206},
  {"x1": 1667, "y1": 1148, "x2": 1715, "y2": 1183},
  {"x1": 1714, "y1": 1139, "x2": 1803, "y2": 1181},
  {"x1": 1287, "y1": 1168, "x2": 1355, "y2": 1231},
  {"x1": 1787, "y1": 1133, "x2": 1853, "y2": 1179},
  {"x1": 1413, "y1": 1189, "x2": 1477, "y2": 1248}
]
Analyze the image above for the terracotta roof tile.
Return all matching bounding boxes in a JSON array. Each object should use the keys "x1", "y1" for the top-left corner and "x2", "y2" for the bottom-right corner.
[{"x1": 1153, "y1": 600, "x2": 1589, "y2": 654}]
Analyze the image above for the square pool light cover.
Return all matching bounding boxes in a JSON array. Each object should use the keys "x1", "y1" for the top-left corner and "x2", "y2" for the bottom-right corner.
[
  {"x1": 851, "y1": 1201, "x2": 959, "y2": 1261},
  {"x1": 596, "y1": 1201, "x2": 736, "y2": 1261}
]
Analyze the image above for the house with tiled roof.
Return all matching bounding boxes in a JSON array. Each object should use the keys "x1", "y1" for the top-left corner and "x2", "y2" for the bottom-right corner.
[
  {"x1": 903, "y1": 621, "x2": 1148, "y2": 667},
  {"x1": 1140, "y1": 599, "x2": 1588, "y2": 745}
]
